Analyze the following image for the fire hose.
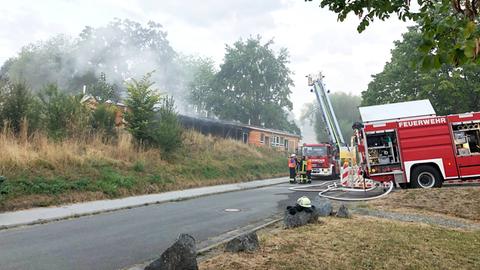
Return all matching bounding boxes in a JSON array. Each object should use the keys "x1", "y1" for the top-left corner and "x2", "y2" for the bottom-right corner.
[{"x1": 289, "y1": 180, "x2": 394, "y2": 201}]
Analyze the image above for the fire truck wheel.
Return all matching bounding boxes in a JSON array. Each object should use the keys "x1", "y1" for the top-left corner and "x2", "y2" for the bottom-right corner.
[{"x1": 411, "y1": 165, "x2": 443, "y2": 189}]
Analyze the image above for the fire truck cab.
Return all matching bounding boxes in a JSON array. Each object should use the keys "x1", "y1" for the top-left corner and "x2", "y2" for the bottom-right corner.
[
  {"x1": 301, "y1": 143, "x2": 339, "y2": 179},
  {"x1": 356, "y1": 100, "x2": 480, "y2": 188}
]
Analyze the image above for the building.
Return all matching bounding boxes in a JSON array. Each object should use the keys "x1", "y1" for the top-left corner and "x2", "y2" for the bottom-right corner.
[
  {"x1": 179, "y1": 115, "x2": 301, "y2": 153},
  {"x1": 80, "y1": 96, "x2": 301, "y2": 152},
  {"x1": 80, "y1": 95, "x2": 128, "y2": 128}
]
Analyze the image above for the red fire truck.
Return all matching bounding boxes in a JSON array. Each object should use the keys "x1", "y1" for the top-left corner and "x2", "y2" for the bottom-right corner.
[
  {"x1": 355, "y1": 99, "x2": 480, "y2": 188},
  {"x1": 301, "y1": 143, "x2": 339, "y2": 179}
]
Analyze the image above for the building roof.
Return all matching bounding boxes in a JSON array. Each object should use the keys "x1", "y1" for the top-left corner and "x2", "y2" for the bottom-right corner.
[
  {"x1": 359, "y1": 99, "x2": 436, "y2": 123},
  {"x1": 179, "y1": 114, "x2": 301, "y2": 138}
]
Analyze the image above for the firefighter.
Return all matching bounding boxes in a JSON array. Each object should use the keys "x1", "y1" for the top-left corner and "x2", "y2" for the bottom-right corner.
[
  {"x1": 288, "y1": 154, "x2": 297, "y2": 184},
  {"x1": 306, "y1": 157, "x2": 312, "y2": 184},
  {"x1": 299, "y1": 156, "x2": 308, "y2": 184}
]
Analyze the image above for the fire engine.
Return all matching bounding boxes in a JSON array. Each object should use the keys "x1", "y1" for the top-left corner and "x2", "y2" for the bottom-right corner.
[
  {"x1": 301, "y1": 143, "x2": 339, "y2": 179},
  {"x1": 355, "y1": 99, "x2": 480, "y2": 188}
]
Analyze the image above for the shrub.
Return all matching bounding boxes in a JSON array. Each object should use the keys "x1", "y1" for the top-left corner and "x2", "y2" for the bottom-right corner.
[
  {"x1": 124, "y1": 73, "x2": 160, "y2": 146},
  {"x1": 0, "y1": 81, "x2": 41, "y2": 134},
  {"x1": 38, "y1": 84, "x2": 91, "y2": 139},
  {"x1": 91, "y1": 104, "x2": 117, "y2": 138},
  {"x1": 152, "y1": 96, "x2": 183, "y2": 153}
]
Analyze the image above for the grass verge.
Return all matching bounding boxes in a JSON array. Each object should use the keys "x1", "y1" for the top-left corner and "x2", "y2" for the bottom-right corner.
[
  {"x1": 200, "y1": 216, "x2": 480, "y2": 270},
  {"x1": 0, "y1": 130, "x2": 287, "y2": 212},
  {"x1": 368, "y1": 187, "x2": 480, "y2": 221}
]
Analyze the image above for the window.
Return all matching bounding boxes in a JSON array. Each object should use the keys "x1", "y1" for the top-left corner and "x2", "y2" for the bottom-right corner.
[
  {"x1": 284, "y1": 139, "x2": 289, "y2": 150},
  {"x1": 265, "y1": 136, "x2": 270, "y2": 146},
  {"x1": 260, "y1": 133, "x2": 265, "y2": 144},
  {"x1": 242, "y1": 132, "x2": 248, "y2": 144},
  {"x1": 280, "y1": 137, "x2": 284, "y2": 145}
]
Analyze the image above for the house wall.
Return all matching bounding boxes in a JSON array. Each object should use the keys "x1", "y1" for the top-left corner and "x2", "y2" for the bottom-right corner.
[{"x1": 248, "y1": 130, "x2": 300, "y2": 153}]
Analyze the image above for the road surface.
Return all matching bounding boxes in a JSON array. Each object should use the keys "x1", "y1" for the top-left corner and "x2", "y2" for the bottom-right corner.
[{"x1": 0, "y1": 182, "x2": 306, "y2": 270}]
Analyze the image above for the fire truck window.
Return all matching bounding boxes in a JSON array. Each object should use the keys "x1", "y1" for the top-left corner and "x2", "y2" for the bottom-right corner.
[{"x1": 303, "y1": 146, "x2": 327, "y2": 156}]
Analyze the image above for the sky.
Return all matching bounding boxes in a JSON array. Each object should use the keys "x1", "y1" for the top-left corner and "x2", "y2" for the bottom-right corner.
[{"x1": 0, "y1": 0, "x2": 410, "y2": 119}]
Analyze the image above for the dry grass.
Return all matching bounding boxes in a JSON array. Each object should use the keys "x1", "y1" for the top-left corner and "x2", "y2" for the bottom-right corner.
[
  {"x1": 368, "y1": 187, "x2": 480, "y2": 221},
  {"x1": 200, "y1": 216, "x2": 480, "y2": 270},
  {"x1": 0, "y1": 130, "x2": 161, "y2": 176},
  {"x1": 0, "y1": 129, "x2": 287, "y2": 211}
]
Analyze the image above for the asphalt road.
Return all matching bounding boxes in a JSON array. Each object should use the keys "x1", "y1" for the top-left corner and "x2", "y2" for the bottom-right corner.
[{"x1": 0, "y1": 182, "x2": 307, "y2": 270}]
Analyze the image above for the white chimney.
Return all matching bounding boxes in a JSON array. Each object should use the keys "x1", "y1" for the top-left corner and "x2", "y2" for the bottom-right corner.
[{"x1": 82, "y1": 85, "x2": 87, "y2": 95}]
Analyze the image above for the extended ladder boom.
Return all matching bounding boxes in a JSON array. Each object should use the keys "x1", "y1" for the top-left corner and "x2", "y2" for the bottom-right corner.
[{"x1": 308, "y1": 73, "x2": 345, "y2": 147}]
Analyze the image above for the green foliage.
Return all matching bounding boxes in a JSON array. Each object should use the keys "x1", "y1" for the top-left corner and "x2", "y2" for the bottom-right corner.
[
  {"x1": 39, "y1": 84, "x2": 91, "y2": 139},
  {"x1": 307, "y1": 0, "x2": 480, "y2": 67},
  {"x1": 301, "y1": 92, "x2": 361, "y2": 143},
  {"x1": 189, "y1": 36, "x2": 299, "y2": 134},
  {"x1": 0, "y1": 81, "x2": 41, "y2": 134},
  {"x1": 1, "y1": 19, "x2": 177, "y2": 94},
  {"x1": 87, "y1": 72, "x2": 120, "y2": 102},
  {"x1": 187, "y1": 57, "x2": 217, "y2": 116},
  {"x1": 132, "y1": 160, "x2": 145, "y2": 172},
  {"x1": 124, "y1": 73, "x2": 161, "y2": 146},
  {"x1": 362, "y1": 27, "x2": 480, "y2": 115},
  {"x1": 91, "y1": 104, "x2": 117, "y2": 137},
  {"x1": 152, "y1": 96, "x2": 183, "y2": 153}
]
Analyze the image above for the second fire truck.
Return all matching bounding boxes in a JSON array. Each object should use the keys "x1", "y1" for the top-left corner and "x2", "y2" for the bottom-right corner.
[{"x1": 354, "y1": 99, "x2": 480, "y2": 188}]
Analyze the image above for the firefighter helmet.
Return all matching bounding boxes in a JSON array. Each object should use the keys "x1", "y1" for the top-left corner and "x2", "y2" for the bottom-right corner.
[
  {"x1": 297, "y1": 196, "x2": 312, "y2": 208},
  {"x1": 290, "y1": 154, "x2": 296, "y2": 158}
]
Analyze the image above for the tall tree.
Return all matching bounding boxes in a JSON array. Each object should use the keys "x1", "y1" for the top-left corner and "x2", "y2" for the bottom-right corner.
[
  {"x1": 124, "y1": 73, "x2": 161, "y2": 146},
  {"x1": 363, "y1": 27, "x2": 480, "y2": 115},
  {"x1": 0, "y1": 81, "x2": 40, "y2": 134},
  {"x1": 306, "y1": 0, "x2": 480, "y2": 67},
  {"x1": 1, "y1": 19, "x2": 178, "y2": 97},
  {"x1": 191, "y1": 36, "x2": 299, "y2": 134}
]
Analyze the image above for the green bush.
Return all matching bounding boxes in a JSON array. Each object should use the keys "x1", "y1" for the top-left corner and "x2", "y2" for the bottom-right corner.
[
  {"x1": 0, "y1": 81, "x2": 41, "y2": 134},
  {"x1": 125, "y1": 73, "x2": 183, "y2": 153},
  {"x1": 91, "y1": 104, "x2": 117, "y2": 138},
  {"x1": 152, "y1": 96, "x2": 183, "y2": 153},
  {"x1": 38, "y1": 84, "x2": 91, "y2": 140}
]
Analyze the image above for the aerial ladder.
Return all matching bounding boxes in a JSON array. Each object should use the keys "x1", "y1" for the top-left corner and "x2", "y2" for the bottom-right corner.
[
  {"x1": 307, "y1": 72, "x2": 367, "y2": 188},
  {"x1": 307, "y1": 72, "x2": 345, "y2": 149}
]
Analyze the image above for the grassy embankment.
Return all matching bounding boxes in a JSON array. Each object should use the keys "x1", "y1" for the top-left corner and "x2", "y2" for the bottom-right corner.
[
  {"x1": 201, "y1": 187, "x2": 480, "y2": 270},
  {"x1": 0, "y1": 130, "x2": 287, "y2": 212}
]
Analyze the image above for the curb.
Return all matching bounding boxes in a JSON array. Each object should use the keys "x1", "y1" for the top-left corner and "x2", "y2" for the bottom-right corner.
[
  {"x1": 123, "y1": 216, "x2": 283, "y2": 270},
  {"x1": 0, "y1": 177, "x2": 287, "y2": 230}
]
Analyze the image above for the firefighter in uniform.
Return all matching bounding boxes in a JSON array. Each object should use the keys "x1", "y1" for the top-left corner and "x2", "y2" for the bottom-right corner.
[
  {"x1": 288, "y1": 154, "x2": 297, "y2": 184},
  {"x1": 299, "y1": 156, "x2": 308, "y2": 184},
  {"x1": 306, "y1": 157, "x2": 312, "y2": 184}
]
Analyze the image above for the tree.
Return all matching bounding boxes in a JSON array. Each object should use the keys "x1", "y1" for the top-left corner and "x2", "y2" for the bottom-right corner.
[
  {"x1": 306, "y1": 0, "x2": 480, "y2": 67},
  {"x1": 124, "y1": 73, "x2": 161, "y2": 146},
  {"x1": 186, "y1": 57, "x2": 217, "y2": 116},
  {"x1": 87, "y1": 73, "x2": 120, "y2": 102},
  {"x1": 301, "y1": 92, "x2": 361, "y2": 143},
  {"x1": 125, "y1": 73, "x2": 183, "y2": 152},
  {"x1": 0, "y1": 81, "x2": 41, "y2": 134},
  {"x1": 91, "y1": 104, "x2": 117, "y2": 138},
  {"x1": 1, "y1": 19, "x2": 179, "y2": 97},
  {"x1": 39, "y1": 84, "x2": 90, "y2": 139},
  {"x1": 191, "y1": 36, "x2": 299, "y2": 134},
  {"x1": 152, "y1": 97, "x2": 183, "y2": 153},
  {"x1": 362, "y1": 27, "x2": 480, "y2": 115}
]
